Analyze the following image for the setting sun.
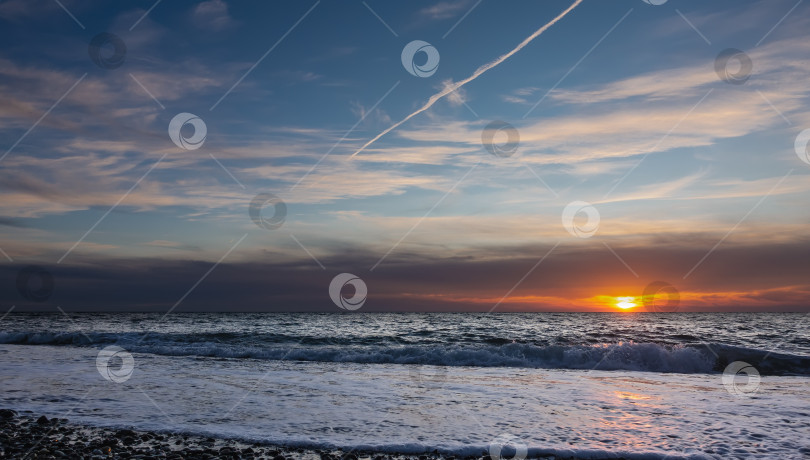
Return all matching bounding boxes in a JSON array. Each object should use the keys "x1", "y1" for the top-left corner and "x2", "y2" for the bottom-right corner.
[{"x1": 615, "y1": 297, "x2": 638, "y2": 310}]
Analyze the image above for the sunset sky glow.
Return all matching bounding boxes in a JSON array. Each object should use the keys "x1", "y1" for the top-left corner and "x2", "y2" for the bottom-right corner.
[{"x1": 1, "y1": 0, "x2": 809, "y2": 311}]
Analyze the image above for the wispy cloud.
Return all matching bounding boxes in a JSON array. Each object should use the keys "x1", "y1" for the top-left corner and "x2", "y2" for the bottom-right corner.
[
  {"x1": 192, "y1": 0, "x2": 237, "y2": 31},
  {"x1": 417, "y1": 0, "x2": 474, "y2": 20}
]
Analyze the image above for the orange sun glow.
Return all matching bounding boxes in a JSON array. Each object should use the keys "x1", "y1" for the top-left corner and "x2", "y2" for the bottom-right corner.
[{"x1": 615, "y1": 296, "x2": 638, "y2": 310}]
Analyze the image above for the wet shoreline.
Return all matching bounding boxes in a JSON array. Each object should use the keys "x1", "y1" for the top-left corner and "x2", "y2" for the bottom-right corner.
[{"x1": 0, "y1": 409, "x2": 590, "y2": 460}]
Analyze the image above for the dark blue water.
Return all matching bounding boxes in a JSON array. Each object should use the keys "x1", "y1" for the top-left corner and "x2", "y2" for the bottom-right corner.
[{"x1": 2, "y1": 312, "x2": 809, "y2": 375}]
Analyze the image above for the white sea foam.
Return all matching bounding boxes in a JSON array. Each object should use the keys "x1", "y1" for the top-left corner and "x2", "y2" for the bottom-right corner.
[
  {"x1": 2, "y1": 331, "x2": 808, "y2": 375},
  {"x1": 1, "y1": 344, "x2": 808, "y2": 459}
]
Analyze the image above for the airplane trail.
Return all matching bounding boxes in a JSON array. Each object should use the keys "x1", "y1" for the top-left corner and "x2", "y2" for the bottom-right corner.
[{"x1": 351, "y1": 0, "x2": 584, "y2": 158}]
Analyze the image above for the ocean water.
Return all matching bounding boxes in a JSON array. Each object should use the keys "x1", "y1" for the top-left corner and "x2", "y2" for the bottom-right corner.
[{"x1": 1, "y1": 313, "x2": 809, "y2": 459}]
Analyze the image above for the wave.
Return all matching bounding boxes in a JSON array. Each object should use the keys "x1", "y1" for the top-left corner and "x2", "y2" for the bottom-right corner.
[{"x1": 1, "y1": 331, "x2": 808, "y2": 375}]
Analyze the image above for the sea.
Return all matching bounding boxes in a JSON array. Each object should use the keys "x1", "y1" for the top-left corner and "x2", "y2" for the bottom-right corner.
[{"x1": 1, "y1": 312, "x2": 809, "y2": 459}]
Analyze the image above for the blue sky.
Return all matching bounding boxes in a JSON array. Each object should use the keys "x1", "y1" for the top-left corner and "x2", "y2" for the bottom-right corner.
[{"x1": 1, "y1": 0, "x2": 810, "y2": 311}]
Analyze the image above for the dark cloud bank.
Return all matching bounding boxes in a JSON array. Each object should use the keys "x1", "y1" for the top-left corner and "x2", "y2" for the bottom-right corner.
[{"x1": 2, "y1": 237, "x2": 810, "y2": 312}]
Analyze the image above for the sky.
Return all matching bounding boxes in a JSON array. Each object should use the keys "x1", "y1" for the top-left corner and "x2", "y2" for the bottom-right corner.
[{"x1": 1, "y1": 0, "x2": 810, "y2": 312}]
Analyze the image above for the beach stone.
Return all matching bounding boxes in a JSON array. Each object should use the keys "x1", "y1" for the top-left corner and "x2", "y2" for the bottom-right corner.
[
  {"x1": 0, "y1": 409, "x2": 16, "y2": 419},
  {"x1": 36, "y1": 415, "x2": 49, "y2": 425},
  {"x1": 117, "y1": 429, "x2": 137, "y2": 438},
  {"x1": 123, "y1": 436, "x2": 137, "y2": 446}
]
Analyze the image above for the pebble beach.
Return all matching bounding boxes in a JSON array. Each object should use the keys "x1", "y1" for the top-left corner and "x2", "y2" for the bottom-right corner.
[{"x1": 0, "y1": 410, "x2": 594, "y2": 460}]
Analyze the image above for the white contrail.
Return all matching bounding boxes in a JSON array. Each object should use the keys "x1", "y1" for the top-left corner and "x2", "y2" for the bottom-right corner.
[{"x1": 351, "y1": 0, "x2": 584, "y2": 158}]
